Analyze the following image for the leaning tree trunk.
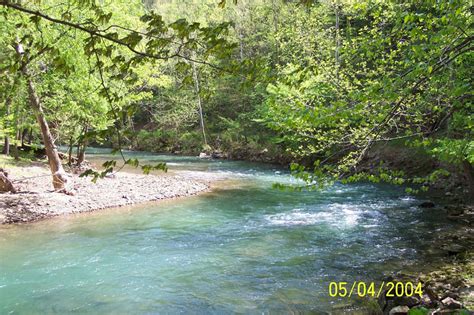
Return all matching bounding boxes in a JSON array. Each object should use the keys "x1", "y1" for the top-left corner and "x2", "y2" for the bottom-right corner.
[
  {"x1": 16, "y1": 41, "x2": 68, "y2": 190},
  {"x1": 26, "y1": 78, "x2": 68, "y2": 190}
]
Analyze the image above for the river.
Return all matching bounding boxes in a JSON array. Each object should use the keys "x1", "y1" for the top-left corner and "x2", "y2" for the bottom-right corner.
[{"x1": 0, "y1": 149, "x2": 458, "y2": 313}]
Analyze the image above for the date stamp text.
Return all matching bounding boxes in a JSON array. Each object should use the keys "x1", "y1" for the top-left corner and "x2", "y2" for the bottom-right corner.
[{"x1": 328, "y1": 281, "x2": 423, "y2": 298}]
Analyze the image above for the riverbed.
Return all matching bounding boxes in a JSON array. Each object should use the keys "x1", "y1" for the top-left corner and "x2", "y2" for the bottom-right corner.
[{"x1": 0, "y1": 149, "x2": 463, "y2": 313}]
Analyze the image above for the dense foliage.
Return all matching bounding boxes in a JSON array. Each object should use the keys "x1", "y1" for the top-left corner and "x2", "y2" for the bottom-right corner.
[
  {"x1": 0, "y1": 0, "x2": 472, "y2": 196},
  {"x1": 262, "y1": 0, "x2": 473, "y2": 194}
]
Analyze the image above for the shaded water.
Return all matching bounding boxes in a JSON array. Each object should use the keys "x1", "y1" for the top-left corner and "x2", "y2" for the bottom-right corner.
[{"x1": 0, "y1": 151, "x2": 456, "y2": 313}]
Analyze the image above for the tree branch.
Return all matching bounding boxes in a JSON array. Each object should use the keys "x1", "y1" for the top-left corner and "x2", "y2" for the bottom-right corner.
[{"x1": 0, "y1": 1, "x2": 231, "y2": 72}]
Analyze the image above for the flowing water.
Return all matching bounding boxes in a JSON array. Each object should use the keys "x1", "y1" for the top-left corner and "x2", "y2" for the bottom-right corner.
[{"x1": 0, "y1": 150, "x2": 458, "y2": 314}]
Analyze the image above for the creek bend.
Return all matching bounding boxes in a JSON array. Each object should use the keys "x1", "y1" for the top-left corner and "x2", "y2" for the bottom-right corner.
[{"x1": 0, "y1": 149, "x2": 458, "y2": 313}]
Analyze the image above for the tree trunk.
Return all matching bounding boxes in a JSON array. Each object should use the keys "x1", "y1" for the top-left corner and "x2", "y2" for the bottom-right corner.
[
  {"x1": 2, "y1": 137, "x2": 9, "y2": 156},
  {"x1": 68, "y1": 137, "x2": 73, "y2": 165},
  {"x1": 21, "y1": 128, "x2": 28, "y2": 147},
  {"x1": 16, "y1": 40, "x2": 68, "y2": 190},
  {"x1": 238, "y1": 28, "x2": 244, "y2": 62},
  {"x1": 271, "y1": 0, "x2": 280, "y2": 66},
  {"x1": 76, "y1": 141, "x2": 81, "y2": 159},
  {"x1": 77, "y1": 144, "x2": 86, "y2": 165},
  {"x1": 2, "y1": 98, "x2": 11, "y2": 155},
  {"x1": 26, "y1": 78, "x2": 68, "y2": 190},
  {"x1": 462, "y1": 160, "x2": 474, "y2": 202},
  {"x1": 11, "y1": 130, "x2": 19, "y2": 161},
  {"x1": 237, "y1": 2, "x2": 244, "y2": 62},
  {"x1": 27, "y1": 128, "x2": 32, "y2": 144},
  {"x1": 191, "y1": 61, "x2": 208, "y2": 147},
  {"x1": 76, "y1": 126, "x2": 88, "y2": 165},
  {"x1": 334, "y1": 1, "x2": 340, "y2": 82}
]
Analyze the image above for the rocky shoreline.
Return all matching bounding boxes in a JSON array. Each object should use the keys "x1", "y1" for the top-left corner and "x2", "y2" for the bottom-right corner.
[
  {"x1": 0, "y1": 163, "x2": 210, "y2": 224},
  {"x1": 375, "y1": 253, "x2": 473, "y2": 314},
  {"x1": 332, "y1": 204, "x2": 474, "y2": 315},
  {"x1": 376, "y1": 205, "x2": 474, "y2": 315},
  {"x1": 376, "y1": 206, "x2": 474, "y2": 314}
]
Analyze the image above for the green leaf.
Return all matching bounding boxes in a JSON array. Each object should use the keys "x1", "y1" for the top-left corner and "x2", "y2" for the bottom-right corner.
[
  {"x1": 125, "y1": 158, "x2": 139, "y2": 168},
  {"x1": 141, "y1": 163, "x2": 167, "y2": 175},
  {"x1": 408, "y1": 307, "x2": 429, "y2": 315}
]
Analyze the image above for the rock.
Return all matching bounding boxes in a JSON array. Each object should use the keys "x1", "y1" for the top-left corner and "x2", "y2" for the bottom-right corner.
[
  {"x1": 211, "y1": 151, "x2": 226, "y2": 159},
  {"x1": 441, "y1": 243, "x2": 465, "y2": 256},
  {"x1": 419, "y1": 201, "x2": 435, "y2": 208},
  {"x1": 445, "y1": 206, "x2": 465, "y2": 216},
  {"x1": 393, "y1": 295, "x2": 420, "y2": 307},
  {"x1": 388, "y1": 305, "x2": 410, "y2": 315},
  {"x1": 58, "y1": 152, "x2": 79, "y2": 163},
  {"x1": 441, "y1": 291, "x2": 460, "y2": 300},
  {"x1": 431, "y1": 308, "x2": 454, "y2": 314},
  {"x1": 379, "y1": 299, "x2": 395, "y2": 315},
  {"x1": 419, "y1": 293, "x2": 437, "y2": 308},
  {"x1": 0, "y1": 168, "x2": 16, "y2": 193},
  {"x1": 198, "y1": 152, "x2": 210, "y2": 159},
  {"x1": 441, "y1": 297, "x2": 462, "y2": 309}
]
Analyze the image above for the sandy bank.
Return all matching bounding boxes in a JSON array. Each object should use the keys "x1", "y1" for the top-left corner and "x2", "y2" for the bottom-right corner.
[{"x1": 0, "y1": 163, "x2": 209, "y2": 224}]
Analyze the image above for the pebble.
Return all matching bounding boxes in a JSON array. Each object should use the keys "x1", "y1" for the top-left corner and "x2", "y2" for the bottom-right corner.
[
  {"x1": 388, "y1": 305, "x2": 410, "y2": 315},
  {"x1": 441, "y1": 297, "x2": 463, "y2": 309}
]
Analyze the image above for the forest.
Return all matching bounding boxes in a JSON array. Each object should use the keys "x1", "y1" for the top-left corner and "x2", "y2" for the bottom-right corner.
[
  {"x1": 0, "y1": 0, "x2": 473, "y2": 194},
  {"x1": 0, "y1": 0, "x2": 473, "y2": 314}
]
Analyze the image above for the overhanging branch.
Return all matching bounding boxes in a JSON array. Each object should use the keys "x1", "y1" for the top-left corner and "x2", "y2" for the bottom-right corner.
[{"x1": 0, "y1": 1, "x2": 230, "y2": 72}]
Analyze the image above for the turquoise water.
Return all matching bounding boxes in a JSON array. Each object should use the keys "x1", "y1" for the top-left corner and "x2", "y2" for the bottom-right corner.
[{"x1": 0, "y1": 151, "x2": 456, "y2": 313}]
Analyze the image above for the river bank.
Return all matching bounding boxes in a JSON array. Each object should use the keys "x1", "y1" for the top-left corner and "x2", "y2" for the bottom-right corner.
[
  {"x1": 373, "y1": 236, "x2": 474, "y2": 314},
  {"x1": 169, "y1": 140, "x2": 472, "y2": 203},
  {"x1": 0, "y1": 157, "x2": 210, "y2": 224}
]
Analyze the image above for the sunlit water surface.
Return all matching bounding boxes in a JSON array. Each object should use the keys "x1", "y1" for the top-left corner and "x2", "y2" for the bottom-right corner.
[{"x1": 0, "y1": 150, "x2": 457, "y2": 313}]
